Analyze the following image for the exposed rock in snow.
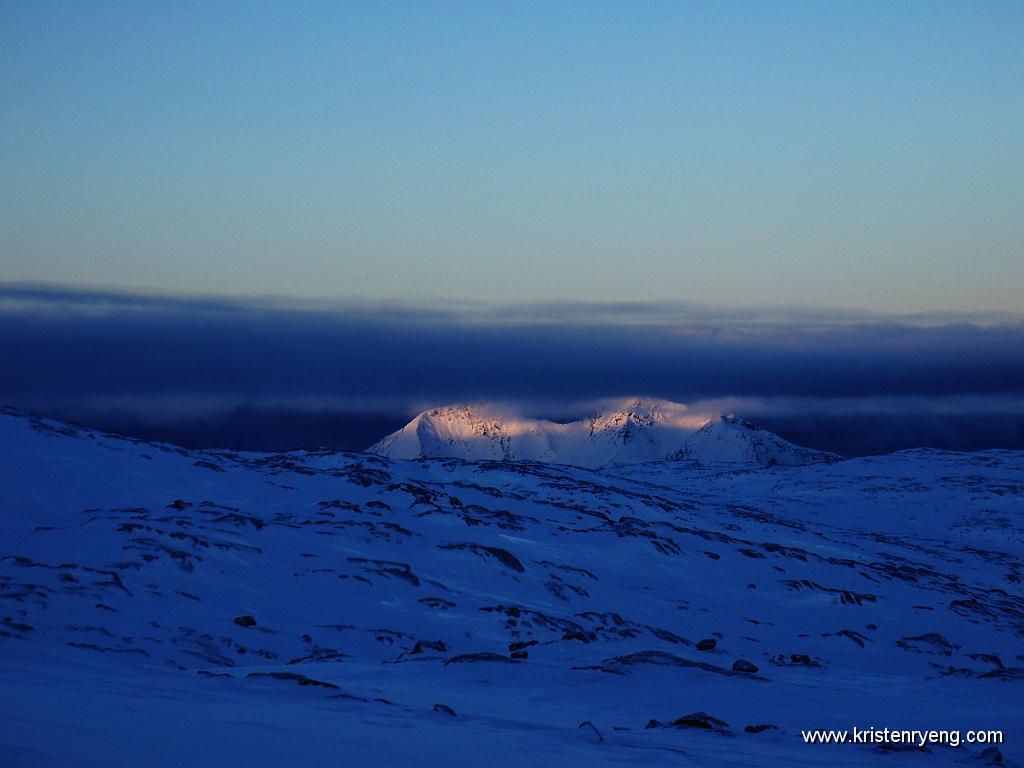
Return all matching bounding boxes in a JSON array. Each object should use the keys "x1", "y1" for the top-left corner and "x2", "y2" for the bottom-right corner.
[
  {"x1": 1, "y1": 409, "x2": 1021, "y2": 767},
  {"x1": 367, "y1": 404, "x2": 559, "y2": 463},
  {"x1": 368, "y1": 401, "x2": 834, "y2": 467},
  {"x1": 670, "y1": 415, "x2": 841, "y2": 466}
]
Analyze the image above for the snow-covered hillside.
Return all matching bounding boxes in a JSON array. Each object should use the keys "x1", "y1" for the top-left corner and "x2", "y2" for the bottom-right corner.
[
  {"x1": 1, "y1": 408, "x2": 1021, "y2": 767},
  {"x1": 671, "y1": 415, "x2": 841, "y2": 466},
  {"x1": 368, "y1": 400, "x2": 836, "y2": 467}
]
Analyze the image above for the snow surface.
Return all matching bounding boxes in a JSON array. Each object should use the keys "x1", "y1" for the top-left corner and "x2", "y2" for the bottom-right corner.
[
  {"x1": 368, "y1": 400, "x2": 837, "y2": 468},
  {"x1": 0, "y1": 408, "x2": 1021, "y2": 766},
  {"x1": 671, "y1": 414, "x2": 842, "y2": 466}
]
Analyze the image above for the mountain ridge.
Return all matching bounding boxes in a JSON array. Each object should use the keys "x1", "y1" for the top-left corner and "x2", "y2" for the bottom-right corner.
[{"x1": 368, "y1": 399, "x2": 839, "y2": 468}]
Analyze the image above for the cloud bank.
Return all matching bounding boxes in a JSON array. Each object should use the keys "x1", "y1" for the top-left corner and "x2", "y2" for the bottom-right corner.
[{"x1": 2, "y1": 282, "x2": 1023, "y2": 454}]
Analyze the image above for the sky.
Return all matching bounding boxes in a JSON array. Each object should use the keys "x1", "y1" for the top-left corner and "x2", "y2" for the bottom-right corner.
[
  {"x1": 1, "y1": 2, "x2": 1022, "y2": 453},
  {"x1": 2, "y1": 0, "x2": 1022, "y2": 313}
]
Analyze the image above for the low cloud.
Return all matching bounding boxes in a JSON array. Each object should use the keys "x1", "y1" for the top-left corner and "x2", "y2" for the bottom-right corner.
[{"x1": 2, "y1": 282, "x2": 1023, "y2": 454}]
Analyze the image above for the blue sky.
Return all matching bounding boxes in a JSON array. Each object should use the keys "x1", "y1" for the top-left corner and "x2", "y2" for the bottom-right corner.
[{"x1": 2, "y1": 0, "x2": 1022, "y2": 312}]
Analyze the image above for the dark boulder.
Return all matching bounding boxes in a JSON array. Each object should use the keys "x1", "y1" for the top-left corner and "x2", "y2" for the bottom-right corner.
[
  {"x1": 980, "y1": 746, "x2": 1004, "y2": 764},
  {"x1": 411, "y1": 639, "x2": 448, "y2": 654},
  {"x1": 671, "y1": 711, "x2": 730, "y2": 732}
]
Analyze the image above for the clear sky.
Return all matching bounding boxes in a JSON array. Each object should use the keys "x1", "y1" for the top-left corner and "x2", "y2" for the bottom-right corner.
[{"x1": 2, "y1": 0, "x2": 1021, "y2": 313}]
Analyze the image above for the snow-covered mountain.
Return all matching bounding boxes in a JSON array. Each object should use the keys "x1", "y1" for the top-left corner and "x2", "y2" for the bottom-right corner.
[
  {"x1": 1, "y1": 409, "x2": 1021, "y2": 767},
  {"x1": 368, "y1": 400, "x2": 836, "y2": 467},
  {"x1": 671, "y1": 414, "x2": 841, "y2": 466},
  {"x1": 367, "y1": 404, "x2": 561, "y2": 462}
]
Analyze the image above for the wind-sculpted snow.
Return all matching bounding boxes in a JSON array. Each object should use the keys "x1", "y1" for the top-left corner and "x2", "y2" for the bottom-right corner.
[{"x1": 0, "y1": 409, "x2": 1021, "y2": 766}]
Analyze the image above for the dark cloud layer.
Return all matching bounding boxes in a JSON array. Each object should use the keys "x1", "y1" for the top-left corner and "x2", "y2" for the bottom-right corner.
[
  {"x1": 40, "y1": 405, "x2": 409, "y2": 455},
  {"x1": 2, "y1": 283, "x2": 1023, "y2": 455}
]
